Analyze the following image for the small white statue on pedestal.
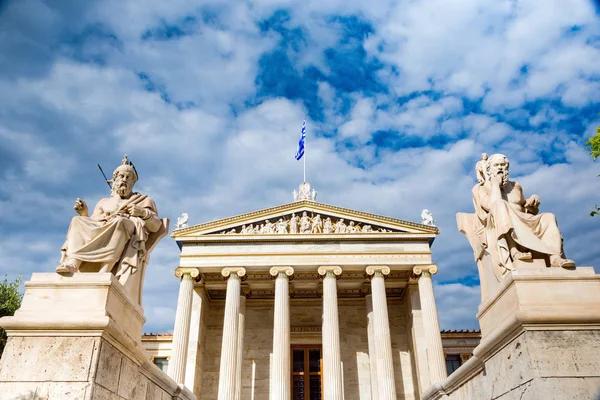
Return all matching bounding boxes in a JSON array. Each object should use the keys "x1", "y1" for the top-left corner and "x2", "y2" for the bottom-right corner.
[
  {"x1": 421, "y1": 209, "x2": 435, "y2": 226},
  {"x1": 176, "y1": 212, "x2": 189, "y2": 229},
  {"x1": 293, "y1": 181, "x2": 317, "y2": 202}
]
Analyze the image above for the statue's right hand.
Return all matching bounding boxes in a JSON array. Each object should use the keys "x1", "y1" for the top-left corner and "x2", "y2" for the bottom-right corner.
[
  {"x1": 490, "y1": 171, "x2": 503, "y2": 186},
  {"x1": 74, "y1": 198, "x2": 89, "y2": 216}
]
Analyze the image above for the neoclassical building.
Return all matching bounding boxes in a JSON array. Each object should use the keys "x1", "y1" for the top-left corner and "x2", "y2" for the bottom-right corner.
[{"x1": 153, "y1": 184, "x2": 452, "y2": 400}]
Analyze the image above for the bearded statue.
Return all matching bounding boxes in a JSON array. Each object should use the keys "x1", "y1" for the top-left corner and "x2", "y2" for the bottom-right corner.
[
  {"x1": 458, "y1": 154, "x2": 575, "y2": 300},
  {"x1": 56, "y1": 155, "x2": 168, "y2": 305}
]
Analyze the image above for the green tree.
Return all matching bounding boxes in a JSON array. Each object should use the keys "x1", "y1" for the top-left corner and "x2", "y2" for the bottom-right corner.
[
  {"x1": 586, "y1": 125, "x2": 600, "y2": 161},
  {"x1": 0, "y1": 276, "x2": 23, "y2": 358}
]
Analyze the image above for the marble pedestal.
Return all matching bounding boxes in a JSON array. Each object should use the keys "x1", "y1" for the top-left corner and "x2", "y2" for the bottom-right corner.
[
  {"x1": 0, "y1": 273, "x2": 195, "y2": 400},
  {"x1": 423, "y1": 267, "x2": 600, "y2": 400}
]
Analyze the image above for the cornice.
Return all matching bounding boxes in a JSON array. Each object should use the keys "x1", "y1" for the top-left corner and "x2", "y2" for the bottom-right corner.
[{"x1": 176, "y1": 233, "x2": 436, "y2": 244}]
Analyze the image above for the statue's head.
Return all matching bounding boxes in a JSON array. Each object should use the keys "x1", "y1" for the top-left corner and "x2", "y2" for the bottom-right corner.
[
  {"x1": 486, "y1": 154, "x2": 509, "y2": 185},
  {"x1": 111, "y1": 155, "x2": 138, "y2": 197}
]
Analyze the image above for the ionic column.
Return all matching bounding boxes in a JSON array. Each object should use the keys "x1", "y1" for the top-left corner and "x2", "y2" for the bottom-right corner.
[
  {"x1": 168, "y1": 267, "x2": 199, "y2": 384},
  {"x1": 366, "y1": 266, "x2": 396, "y2": 400},
  {"x1": 235, "y1": 286, "x2": 250, "y2": 400},
  {"x1": 318, "y1": 266, "x2": 343, "y2": 400},
  {"x1": 218, "y1": 267, "x2": 246, "y2": 400},
  {"x1": 365, "y1": 293, "x2": 380, "y2": 400},
  {"x1": 270, "y1": 266, "x2": 294, "y2": 400},
  {"x1": 413, "y1": 265, "x2": 446, "y2": 383},
  {"x1": 185, "y1": 285, "x2": 210, "y2": 395}
]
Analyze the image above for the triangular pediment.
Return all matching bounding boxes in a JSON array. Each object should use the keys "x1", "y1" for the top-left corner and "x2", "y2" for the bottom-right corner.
[{"x1": 172, "y1": 201, "x2": 438, "y2": 239}]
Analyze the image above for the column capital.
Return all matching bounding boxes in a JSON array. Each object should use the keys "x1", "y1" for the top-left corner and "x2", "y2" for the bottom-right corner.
[
  {"x1": 269, "y1": 266, "x2": 295, "y2": 279},
  {"x1": 412, "y1": 265, "x2": 438, "y2": 276},
  {"x1": 318, "y1": 266, "x2": 342, "y2": 277},
  {"x1": 174, "y1": 267, "x2": 200, "y2": 280},
  {"x1": 221, "y1": 267, "x2": 247, "y2": 279},
  {"x1": 365, "y1": 265, "x2": 390, "y2": 277}
]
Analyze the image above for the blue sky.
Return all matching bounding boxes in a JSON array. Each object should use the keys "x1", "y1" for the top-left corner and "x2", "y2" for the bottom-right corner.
[{"x1": 1, "y1": 0, "x2": 599, "y2": 332}]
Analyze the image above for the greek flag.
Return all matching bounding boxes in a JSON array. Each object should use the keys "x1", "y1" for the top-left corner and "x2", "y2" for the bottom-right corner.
[{"x1": 295, "y1": 120, "x2": 306, "y2": 160}]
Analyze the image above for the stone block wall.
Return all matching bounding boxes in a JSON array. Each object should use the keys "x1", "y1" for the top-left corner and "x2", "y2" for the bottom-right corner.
[
  {"x1": 0, "y1": 336, "x2": 193, "y2": 400},
  {"x1": 427, "y1": 330, "x2": 600, "y2": 400}
]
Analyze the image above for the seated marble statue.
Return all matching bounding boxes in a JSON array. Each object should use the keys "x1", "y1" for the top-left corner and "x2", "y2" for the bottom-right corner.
[
  {"x1": 471, "y1": 153, "x2": 575, "y2": 271},
  {"x1": 56, "y1": 155, "x2": 167, "y2": 304}
]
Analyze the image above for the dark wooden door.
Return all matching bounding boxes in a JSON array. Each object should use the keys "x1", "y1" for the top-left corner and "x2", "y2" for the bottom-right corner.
[{"x1": 291, "y1": 345, "x2": 322, "y2": 400}]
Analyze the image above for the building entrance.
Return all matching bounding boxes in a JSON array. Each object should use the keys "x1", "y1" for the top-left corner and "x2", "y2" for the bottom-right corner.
[{"x1": 291, "y1": 345, "x2": 322, "y2": 400}]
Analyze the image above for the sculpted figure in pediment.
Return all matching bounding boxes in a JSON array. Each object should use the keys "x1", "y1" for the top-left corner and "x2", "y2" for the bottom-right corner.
[
  {"x1": 289, "y1": 213, "x2": 299, "y2": 234},
  {"x1": 348, "y1": 221, "x2": 359, "y2": 233},
  {"x1": 263, "y1": 220, "x2": 275, "y2": 234},
  {"x1": 300, "y1": 212, "x2": 311, "y2": 233},
  {"x1": 334, "y1": 219, "x2": 347, "y2": 233},
  {"x1": 311, "y1": 214, "x2": 323, "y2": 233},
  {"x1": 323, "y1": 217, "x2": 333, "y2": 233},
  {"x1": 276, "y1": 218, "x2": 288, "y2": 234},
  {"x1": 56, "y1": 155, "x2": 168, "y2": 305}
]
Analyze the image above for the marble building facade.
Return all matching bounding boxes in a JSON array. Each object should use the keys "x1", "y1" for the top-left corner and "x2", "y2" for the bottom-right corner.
[{"x1": 157, "y1": 193, "x2": 450, "y2": 400}]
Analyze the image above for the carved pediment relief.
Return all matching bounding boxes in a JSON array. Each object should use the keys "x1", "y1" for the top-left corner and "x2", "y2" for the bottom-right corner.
[
  {"x1": 216, "y1": 211, "x2": 394, "y2": 235},
  {"x1": 172, "y1": 201, "x2": 438, "y2": 238}
]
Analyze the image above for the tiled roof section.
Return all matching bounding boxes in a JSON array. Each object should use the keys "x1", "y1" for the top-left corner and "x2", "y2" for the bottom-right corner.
[
  {"x1": 142, "y1": 332, "x2": 173, "y2": 337},
  {"x1": 172, "y1": 200, "x2": 440, "y2": 235}
]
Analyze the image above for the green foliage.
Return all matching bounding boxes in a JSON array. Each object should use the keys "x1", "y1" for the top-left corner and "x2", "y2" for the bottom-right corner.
[
  {"x1": 588, "y1": 126, "x2": 600, "y2": 217},
  {"x1": 0, "y1": 276, "x2": 23, "y2": 359},
  {"x1": 585, "y1": 126, "x2": 600, "y2": 161}
]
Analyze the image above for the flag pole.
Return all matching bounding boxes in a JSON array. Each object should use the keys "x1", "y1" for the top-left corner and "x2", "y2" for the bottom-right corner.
[{"x1": 303, "y1": 119, "x2": 306, "y2": 183}]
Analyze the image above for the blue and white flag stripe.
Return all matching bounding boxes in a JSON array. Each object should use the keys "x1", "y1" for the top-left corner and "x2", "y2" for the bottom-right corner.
[{"x1": 295, "y1": 120, "x2": 306, "y2": 160}]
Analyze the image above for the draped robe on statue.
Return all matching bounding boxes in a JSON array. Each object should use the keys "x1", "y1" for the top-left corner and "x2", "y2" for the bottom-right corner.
[
  {"x1": 60, "y1": 193, "x2": 161, "y2": 303},
  {"x1": 472, "y1": 182, "x2": 564, "y2": 272}
]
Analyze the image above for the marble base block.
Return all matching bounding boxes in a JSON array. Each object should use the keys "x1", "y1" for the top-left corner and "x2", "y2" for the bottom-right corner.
[
  {"x1": 0, "y1": 273, "x2": 195, "y2": 400},
  {"x1": 423, "y1": 267, "x2": 600, "y2": 400}
]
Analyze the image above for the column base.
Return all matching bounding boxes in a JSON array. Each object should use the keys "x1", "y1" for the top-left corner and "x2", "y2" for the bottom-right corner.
[{"x1": 0, "y1": 273, "x2": 195, "y2": 400}]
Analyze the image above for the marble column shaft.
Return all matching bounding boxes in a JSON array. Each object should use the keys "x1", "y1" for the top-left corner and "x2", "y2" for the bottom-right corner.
[
  {"x1": 185, "y1": 286, "x2": 209, "y2": 394},
  {"x1": 218, "y1": 267, "x2": 246, "y2": 400},
  {"x1": 367, "y1": 266, "x2": 397, "y2": 400},
  {"x1": 366, "y1": 294, "x2": 380, "y2": 400},
  {"x1": 415, "y1": 266, "x2": 447, "y2": 383},
  {"x1": 319, "y1": 266, "x2": 343, "y2": 400},
  {"x1": 270, "y1": 267, "x2": 294, "y2": 400},
  {"x1": 235, "y1": 294, "x2": 247, "y2": 400},
  {"x1": 168, "y1": 268, "x2": 199, "y2": 385}
]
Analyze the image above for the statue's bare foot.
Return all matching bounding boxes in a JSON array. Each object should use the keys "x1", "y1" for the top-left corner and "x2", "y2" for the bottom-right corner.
[
  {"x1": 550, "y1": 255, "x2": 576, "y2": 269},
  {"x1": 512, "y1": 250, "x2": 532, "y2": 261},
  {"x1": 55, "y1": 259, "x2": 80, "y2": 274}
]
